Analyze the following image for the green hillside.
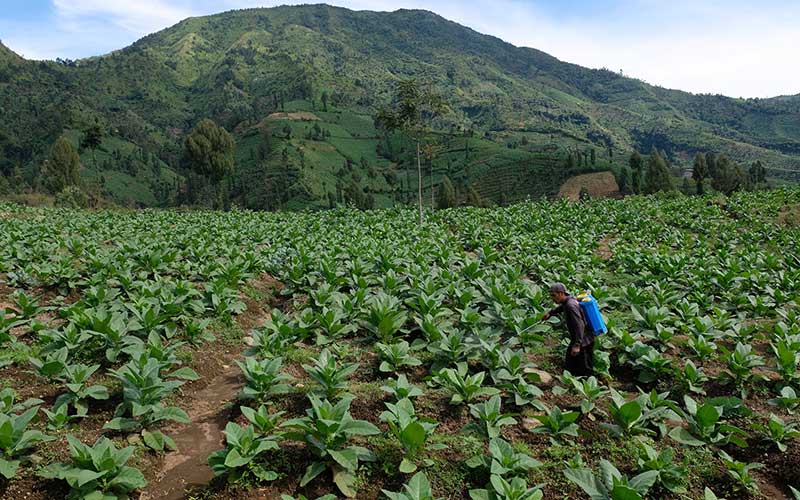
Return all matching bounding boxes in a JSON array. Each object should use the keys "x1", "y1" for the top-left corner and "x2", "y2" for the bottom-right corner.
[{"x1": 1, "y1": 5, "x2": 798, "y2": 208}]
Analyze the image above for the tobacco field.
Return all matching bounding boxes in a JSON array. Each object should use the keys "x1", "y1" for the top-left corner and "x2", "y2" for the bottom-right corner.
[{"x1": 1, "y1": 189, "x2": 800, "y2": 500}]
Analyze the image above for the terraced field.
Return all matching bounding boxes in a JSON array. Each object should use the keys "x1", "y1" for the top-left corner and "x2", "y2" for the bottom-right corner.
[{"x1": 1, "y1": 189, "x2": 799, "y2": 500}]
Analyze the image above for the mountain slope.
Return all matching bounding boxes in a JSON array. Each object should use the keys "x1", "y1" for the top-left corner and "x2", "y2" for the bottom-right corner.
[{"x1": 1, "y1": 4, "x2": 798, "y2": 208}]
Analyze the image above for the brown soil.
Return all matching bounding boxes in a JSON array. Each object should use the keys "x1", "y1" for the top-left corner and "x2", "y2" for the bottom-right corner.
[
  {"x1": 776, "y1": 203, "x2": 800, "y2": 226},
  {"x1": 596, "y1": 235, "x2": 616, "y2": 261},
  {"x1": 140, "y1": 367, "x2": 243, "y2": 500},
  {"x1": 140, "y1": 274, "x2": 282, "y2": 500},
  {"x1": 265, "y1": 112, "x2": 321, "y2": 122},
  {"x1": 558, "y1": 171, "x2": 620, "y2": 201}
]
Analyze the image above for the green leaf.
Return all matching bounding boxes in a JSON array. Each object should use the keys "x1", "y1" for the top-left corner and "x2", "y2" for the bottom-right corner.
[
  {"x1": 668, "y1": 427, "x2": 704, "y2": 446},
  {"x1": 696, "y1": 404, "x2": 720, "y2": 428},
  {"x1": 224, "y1": 449, "x2": 251, "y2": 468},
  {"x1": 0, "y1": 457, "x2": 20, "y2": 479},
  {"x1": 71, "y1": 468, "x2": 106, "y2": 487},
  {"x1": 618, "y1": 401, "x2": 642, "y2": 426},
  {"x1": 333, "y1": 466, "x2": 357, "y2": 498},
  {"x1": 341, "y1": 419, "x2": 380, "y2": 436},
  {"x1": 564, "y1": 468, "x2": 604, "y2": 497},
  {"x1": 108, "y1": 466, "x2": 147, "y2": 490},
  {"x1": 610, "y1": 485, "x2": 644, "y2": 500},
  {"x1": 468, "y1": 489, "x2": 491, "y2": 500},
  {"x1": 628, "y1": 470, "x2": 659, "y2": 493},
  {"x1": 300, "y1": 461, "x2": 327, "y2": 487},
  {"x1": 329, "y1": 448, "x2": 359, "y2": 471},
  {"x1": 103, "y1": 417, "x2": 138, "y2": 431},
  {"x1": 85, "y1": 385, "x2": 109, "y2": 400},
  {"x1": 400, "y1": 421, "x2": 427, "y2": 450},
  {"x1": 399, "y1": 457, "x2": 418, "y2": 473},
  {"x1": 252, "y1": 465, "x2": 278, "y2": 482},
  {"x1": 155, "y1": 406, "x2": 191, "y2": 424},
  {"x1": 170, "y1": 367, "x2": 200, "y2": 381},
  {"x1": 142, "y1": 430, "x2": 175, "y2": 452}
]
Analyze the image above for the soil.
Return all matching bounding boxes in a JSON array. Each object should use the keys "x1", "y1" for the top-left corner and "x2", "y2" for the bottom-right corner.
[
  {"x1": 596, "y1": 235, "x2": 616, "y2": 261},
  {"x1": 140, "y1": 274, "x2": 282, "y2": 500},
  {"x1": 776, "y1": 203, "x2": 800, "y2": 226},
  {"x1": 140, "y1": 367, "x2": 242, "y2": 500},
  {"x1": 265, "y1": 112, "x2": 321, "y2": 122},
  {"x1": 558, "y1": 171, "x2": 621, "y2": 201}
]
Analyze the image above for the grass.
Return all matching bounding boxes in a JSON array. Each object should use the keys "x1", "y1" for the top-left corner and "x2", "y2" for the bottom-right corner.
[{"x1": 209, "y1": 318, "x2": 245, "y2": 345}]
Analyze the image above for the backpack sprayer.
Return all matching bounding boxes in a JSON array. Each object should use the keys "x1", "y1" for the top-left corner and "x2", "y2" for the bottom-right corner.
[
  {"x1": 576, "y1": 293, "x2": 608, "y2": 336},
  {"x1": 520, "y1": 292, "x2": 607, "y2": 336}
]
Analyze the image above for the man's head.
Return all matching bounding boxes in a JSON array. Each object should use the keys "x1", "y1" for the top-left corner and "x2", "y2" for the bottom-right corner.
[{"x1": 549, "y1": 282, "x2": 569, "y2": 304}]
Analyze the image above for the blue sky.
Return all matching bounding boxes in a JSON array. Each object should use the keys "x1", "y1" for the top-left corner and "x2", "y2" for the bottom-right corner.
[{"x1": 1, "y1": 1, "x2": 798, "y2": 98}]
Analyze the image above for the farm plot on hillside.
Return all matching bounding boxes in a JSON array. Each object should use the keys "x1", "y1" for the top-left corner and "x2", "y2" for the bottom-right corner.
[{"x1": 1, "y1": 190, "x2": 800, "y2": 500}]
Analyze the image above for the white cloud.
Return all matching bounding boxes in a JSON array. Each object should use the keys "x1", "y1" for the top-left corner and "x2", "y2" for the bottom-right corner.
[
  {"x1": 52, "y1": 0, "x2": 193, "y2": 33},
  {"x1": 3, "y1": 0, "x2": 799, "y2": 97},
  {"x1": 481, "y1": 0, "x2": 800, "y2": 98}
]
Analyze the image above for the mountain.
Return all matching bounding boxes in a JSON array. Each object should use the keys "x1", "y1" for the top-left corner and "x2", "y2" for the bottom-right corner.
[{"x1": 1, "y1": 5, "x2": 798, "y2": 208}]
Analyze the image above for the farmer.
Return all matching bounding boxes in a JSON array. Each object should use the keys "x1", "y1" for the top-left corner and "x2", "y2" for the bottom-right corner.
[{"x1": 542, "y1": 282, "x2": 594, "y2": 376}]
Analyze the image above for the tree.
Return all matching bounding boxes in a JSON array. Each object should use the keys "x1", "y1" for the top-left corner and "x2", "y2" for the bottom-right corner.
[
  {"x1": 321, "y1": 91, "x2": 329, "y2": 112},
  {"x1": 618, "y1": 166, "x2": 631, "y2": 195},
  {"x1": 344, "y1": 179, "x2": 373, "y2": 209},
  {"x1": 629, "y1": 151, "x2": 643, "y2": 194},
  {"x1": 258, "y1": 125, "x2": 272, "y2": 161},
  {"x1": 376, "y1": 78, "x2": 446, "y2": 223},
  {"x1": 590, "y1": 148, "x2": 596, "y2": 165},
  {"x1": 80, "y1": 122, "x2": 103, "y2": 168},
  {"x1": 579, "y1": 186, "x2": 590, "y2": 201},
  {"x1": 422, "y1": 142, "x2": 444, "y2": 208},
  {"x1": 712, "y1": 155, "x2": 748, "y2": 195},
  {"x1": 692, "y1": 153, "x2": 708, "y2": 195},
  {"x1": 706, "y1": 152, "x2": 718, "y2": 179},
  {"x1": 437, "y1": 175, "x2": 456, "y2": 209},
  {"x1": 565, "y1": 153, "x2": 575, "y2": 170},
  {"x1": 643, "y1": 149, "x2": 672, "y2": 194},
  {"x1": 749, "y1": 160, "x2": 767, "y2": 187},
  {"x1": 184, "y1": 119, "x2": 235, "y2": 208},
  {"x1": 184, "y1": 119, "x2": 235, "y2": 183},
  {"x1": 682, "y1": 177, "x2": 692, "y2": 195},
  {"x1": 465, "y1": 185, "x2": 484, "y2": 207},
  {"x1": 42, "y1": 137, "x2": 81, "y2": 194}
]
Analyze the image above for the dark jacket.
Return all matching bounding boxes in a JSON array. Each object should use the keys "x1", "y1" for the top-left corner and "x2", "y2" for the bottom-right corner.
[{"x1": 549, "y1": 296, "x2": 592, "y2": 348}]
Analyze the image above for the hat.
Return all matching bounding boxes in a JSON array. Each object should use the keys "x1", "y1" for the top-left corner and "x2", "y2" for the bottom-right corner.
[{"x1": 549, "y1": 282, "x2": 568, "y2": 294}]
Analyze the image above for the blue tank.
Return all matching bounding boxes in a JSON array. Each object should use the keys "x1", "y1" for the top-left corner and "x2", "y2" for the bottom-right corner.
[{"x1": 576, "y1": 293, "x2": 607, "y2": 336}]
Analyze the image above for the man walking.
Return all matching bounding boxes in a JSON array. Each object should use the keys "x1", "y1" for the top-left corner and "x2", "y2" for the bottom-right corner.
[{"x1": 542, "y1": 283, "x2": 594, "y2": 376}]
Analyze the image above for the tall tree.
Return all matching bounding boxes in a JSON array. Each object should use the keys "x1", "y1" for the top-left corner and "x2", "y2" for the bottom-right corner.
[
  {"x1": 376, "y1": 78, "x2": 446, "y2": 223},
  {"x1": 321, "y1": 91, "x2": 329, "y2": 112},
  {"x1": 643, "y1": 149, "x2": 672, "y2": 194},
  {"x1": 80, "y1": 122, "x2": 103, "y2": 168},
  {"x1": 629, "y1": 151, "x2": 643, "y2": 194},
  {"x1": 42, "y1": 137, "x2": 81, "y2": 194},
  {"x1": 422, "y1": 142, "x2": 444, "y2": 209},
  {"x1": 185, "y1": 119, "x2": 235, "y2": 183},
  {"x1": 706, "y1": 152, "x2": 718, "y2": 179},
  {"x1": 692, "y1": 152, "x2": 708, "y2": 195},
  {"x1": 749, "y1": 160, "x2": 767, "y2": 187},
  {"x1": 437, "y1": 175, "x2": 457, "y2": 209},
  {"x1": 618, "y1": 166, "x2": 631, "y2": 195},
  {"x1": 712, "y1": 155, "x2": 748, "y2": 195},
  {"x1": 465, "y1": 185, "x2": 484, "y2": 207},
  {"x1": 184, "y1": 119, "x2": 235, "y2": 208}
]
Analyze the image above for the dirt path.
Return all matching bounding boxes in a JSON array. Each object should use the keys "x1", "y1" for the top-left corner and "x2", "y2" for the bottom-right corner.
[
  {"x1": 141, "y1": 274, "x2": 281, "y2": 500},
  {"x1": 140, "y1": 365, "x2": 243, "y2": 500}
]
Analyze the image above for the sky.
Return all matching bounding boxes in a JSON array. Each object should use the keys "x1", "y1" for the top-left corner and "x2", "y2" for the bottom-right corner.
[{"x1": 1, "y1": 0, "x2": 798, "y2": 98}]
